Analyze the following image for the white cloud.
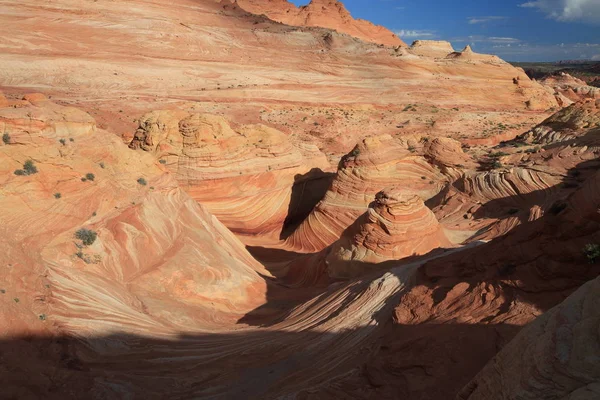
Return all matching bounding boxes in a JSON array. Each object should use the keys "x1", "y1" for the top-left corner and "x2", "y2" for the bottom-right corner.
[
  {"x1": 452, "y1": 35, "x2": 521, "y2": 44},
  {"x1": 592, "y1": 54, "x2": 600, "y2": 60},
  {"x1": 396, "y1": 30, "x2": 436, "y2": 38},
  {"x1": 520, "y1": 0, "x2": 600, "y2": 23},
  {"x1": 468, "y1": 16, "x2": 507, "y2": 24}
]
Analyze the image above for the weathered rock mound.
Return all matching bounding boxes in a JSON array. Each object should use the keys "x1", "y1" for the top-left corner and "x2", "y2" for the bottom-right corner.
[
  {"x1": 236, "y1": 0, "x2": 406, "y2": 46},
  {"x1": 326, "y1": 189, "x2": 451, "y2": 279},
  {"x1": 540, "y1": 72, "x2": 600, "y2": 104},
  {"x1": 284, "y1": 135, "x2": 449, "y2": 252},
  {"x1": 446, "y1": 45, "x2": 502, "y2": 63},
  {"x1": 459, "y1": 276, "x2": 600, "y2": 400},
  {"x1": 409, "y1": 40, "x2": 455, "y2": 58},
  {"x1": 130, "y1": 110, "x2": 326, "y2": 241},
  {"x1": 0, "y1": 94, "x2": 268, "y2": 339}
]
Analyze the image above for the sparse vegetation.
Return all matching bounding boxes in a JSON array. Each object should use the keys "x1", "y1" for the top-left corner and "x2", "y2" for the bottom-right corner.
[
  {"x1": 75, "y1": 228, "x2": 97, "y2": 246},
  {"x1": 85, "y1": 173, "x2": 95, "y2": 181},
  {"x1": 2, "y1": 133, "x2": 10, "y2": 144},
  {"x1": 14, "y1": 160, "x2": 38, "y2": 176},
  {"x1": 159, "y1": 159, "x2": 167, "y2": 165},
  {"x1": 137, "y1": 177, "x2": 147, "y2": 186},
  {"x1": 99, "y1": 162, "x2": 105, "y2": 169},
  {"x1": 39, "y1": 314, "x2": 47, "y2": 321},
  {"x1": 59, "y1": 138, "x2": 66, "y2": 146},
  {"x1": 13, "y1": 298, "x2": 19, "y2": 303},
  {"x1": 490, "y1": 160, "x2": 503, "y2": 169},
  {"x1": 583, "y1": 244, "x2": 600, "y2": 264},
  {"x1": 54, "y1": 192, "x2": 61, "y2": 199}
]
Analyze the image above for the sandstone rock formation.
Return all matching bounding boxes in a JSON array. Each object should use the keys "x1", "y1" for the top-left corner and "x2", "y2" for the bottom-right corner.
[
  {"x1": 236, "y1": 0, "x2": 406, "y2": 46},
  {"x1": 284, "y1": 134, "x2": 449, "y2": 252},
  {"x1": 130, "y1": 109, "x2": 327, "y2": 241},
  {"x1": 409, "y1": 40, "x2": 456, "y2": 57},
  {"x1": 446, "y1": 45, "x2": 503, "y2": 62},
  {"x1": 0, "y1": 94, "x2": 268, "y2": 340},
  {"x1": 459, "y1": 276, "x2": 600, "y2": 399},
  {"x1": 326, "y1": 189, "x2": 451, "y2": 279},
  {"x1": 1, "y1": 0, "x2": 598, "y2": 399},
  {"x1": 0, "y1": 0, "x2": 557, "y2": 154},
  {"x1": 540, "y1": 72, "x2": 600, "y2": 103}
]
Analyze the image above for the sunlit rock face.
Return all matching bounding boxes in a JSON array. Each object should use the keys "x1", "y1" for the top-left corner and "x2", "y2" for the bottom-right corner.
[
  {"x1": 130, "y1": 110, "x2": 328, "y2": 241},
  {"x1": 236, "y1": 0, "x2": 407, "y2": 47},
  {"x1": 326, "y1": 189, "x2": 451, "y2": 279},
  {"x1": 284, "y1": 135, "x2": 449, "y2": 253}
]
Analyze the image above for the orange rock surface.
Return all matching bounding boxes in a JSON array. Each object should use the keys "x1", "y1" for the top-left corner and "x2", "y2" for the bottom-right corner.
[
  {"x1": 237, "y1": 0, "x2": 406, "y2": 46},
  {"x1": 129, "y1": 109, "x2": 327, "y2": 240},
  {"x1": 0, "y1": 0, "x2": 557, "y2": 155},
  {"x1": 0, "y1": 0, "x2": 599, "y2": 399},
  {"x1": 284, "y1": 134, "x2": 450, "y2": 252},
  {"x1": 326, "y1": 189, "x2": 451, "y2": 279}
]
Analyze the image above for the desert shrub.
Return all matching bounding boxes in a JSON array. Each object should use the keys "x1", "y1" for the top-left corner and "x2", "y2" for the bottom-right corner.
[
  {"x1": 75, "y1": 228, "x2": 97, "y2": 246},
  {"x1": 54, "y1": 192, "x2": 61, "y2": 199},
  {"x1": 137, "y1": 177, "x2": 147, "y2": 186},
  {"x1": 99, "y1": 162, "x2": 105, "y2": 169},
  {"x1": 14, "y1": 160, "x2": 38, "y2": 176},
  {"x1": 23, "y1": 160, "x2": 38, "y2": 174},
  {"x1": 490, "y1": 160, "x2": 503, "y2": 169},
  {"x1": 583, "y1": 244, "x2": 600, "y2": 264},
  {"x1": 2, "y1": 133, "x2": 10, "y2": 144},
  {"x1": 159, "y1": 159, "x2": 167, "y2": 165},
  {"x1": 59, "y1": 138, "x2": 66, "y2": 146},
  {"x1": 85, "y1": 173, "x2": 95, "y2": 181}
]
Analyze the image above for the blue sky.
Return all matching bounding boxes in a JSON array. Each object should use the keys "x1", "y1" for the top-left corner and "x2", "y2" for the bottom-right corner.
[{"x1": 290, "y1": 0, "x2": 600, "y2": 61}]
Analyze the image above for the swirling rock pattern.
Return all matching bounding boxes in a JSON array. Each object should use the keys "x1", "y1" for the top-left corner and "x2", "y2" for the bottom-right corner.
[
  {"x1": 326, "y1": 189, "x2": 451, "y2": 279},
  {"x1": 540, "y1": 72, "x2": 600, "y2": 103},
  {"x1": 130, "y1": 110, "x2": 326, "y2": 240},
  {"x1": 236, "y1": 0, "x2": 406, "y2": 47},
  {"x1": 0, "y1": 95, "x2": 268, "y2": 338},
  {"x1": 285, "y1": 134, "x2": 448, "y2": 252},
  {"x1": 459, "y1": 276, "x2": 600, "y2": 400}
]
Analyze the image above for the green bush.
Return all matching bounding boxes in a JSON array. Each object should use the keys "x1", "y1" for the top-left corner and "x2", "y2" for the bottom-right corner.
[
  {"x1": 14, "y1": 160, "x2": 38, "y2": 176},
  {"x1": 75, "y1": 228, "x2": 97, "y2": 246},
  {"x1": 23, "y1": 160, "x2": 38, "y2": 175},
  {"x1": 54, "y1": 192, "x2": 61, "y2": 199},
  {"x1": 2, "y1": 133, "x2": 10, "y2": 144},
  {"x1": 491, "y1": 160, "x2": 503, "y2": 169},
  {"x1": 59, "y1": 138, "x2": 66, "y2": 146},
  {"x1": 85, "y1": 173, "x2": 95, "y2": 181},
  {"x1": 583, "y1": 244, "x2": 600, "y2": 264},
  {"x1": 137, "y1": 177, "x2": 147, "y2": 186}
]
